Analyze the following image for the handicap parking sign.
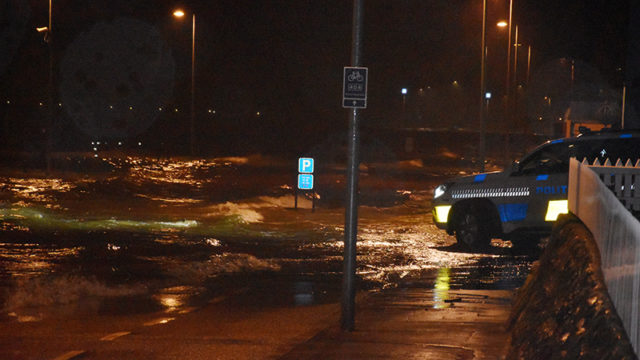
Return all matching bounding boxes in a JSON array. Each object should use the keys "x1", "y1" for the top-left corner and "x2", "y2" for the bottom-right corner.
[{"x1": 298, "y1": 174, "x2": 314, "y2": 190}]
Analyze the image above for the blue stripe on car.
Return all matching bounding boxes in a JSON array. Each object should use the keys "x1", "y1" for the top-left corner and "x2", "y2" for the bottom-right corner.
[
  {"x1": 498, "y1": 203, "x2": 528, "y2": 222},
  {"x1": 474, "y1": 174, "x2": 487, "y2": 182}
]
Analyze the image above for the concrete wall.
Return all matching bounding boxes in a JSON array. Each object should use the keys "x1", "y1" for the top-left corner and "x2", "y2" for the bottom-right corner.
[
  {"x1": 569, "y1": 158, "x2": 640, "y2": 352},
  {"x1": 507, "y1": 215, "x2": 636, "y2": 359}
]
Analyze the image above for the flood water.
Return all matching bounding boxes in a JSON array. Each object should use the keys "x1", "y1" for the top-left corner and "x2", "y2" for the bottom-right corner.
[{"x1": 0, "y1": 154, "x2": 536, "y2": 322}]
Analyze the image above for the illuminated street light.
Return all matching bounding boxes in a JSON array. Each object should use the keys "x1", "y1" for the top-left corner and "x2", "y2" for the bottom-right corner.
[
  {"x1": 401, "y1": 88, "x2": 407, "y2": 128},
  {"x1": 37, "y1": 0, "x2": 54, "y2": 172},
  {"x1": 497, "y1": 21, "x2": 508, "y2": 28},
  {"x1": 173, "y1": 9, "x2": 196, "y2": 156}
]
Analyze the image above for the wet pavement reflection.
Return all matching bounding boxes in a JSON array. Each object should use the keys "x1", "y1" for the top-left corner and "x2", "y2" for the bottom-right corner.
[{"x1": 0, "y1": 156, "x2": 537, "y2": 322}]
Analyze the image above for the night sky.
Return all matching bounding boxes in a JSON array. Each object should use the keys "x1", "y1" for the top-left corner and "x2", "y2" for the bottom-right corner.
[{"x1": 0, "y1": 0, "x2": 633, "y2": 155}]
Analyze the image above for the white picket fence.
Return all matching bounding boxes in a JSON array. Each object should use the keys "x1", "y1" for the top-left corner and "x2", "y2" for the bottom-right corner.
[
  {"x1": 587, "y1": 158, "x2": 640, "y2": 215},
  {"x1": 568, "y1": 157, "x2": 640, "y2": 354}
]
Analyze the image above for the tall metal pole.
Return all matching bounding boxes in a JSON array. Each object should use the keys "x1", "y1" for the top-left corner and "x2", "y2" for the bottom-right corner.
[
  {"x1": 341, "y1": 0, "x2": 363, "y2": 332},
  {"x1": 526, "y1": 45, "x2": 531, "y2": 85},
  {"x1": 479, "y1": 0, "x2": 487, "y2": 172},
  {"x1": 504, "y1": 0, "x2": 513, "y2": 164},
  {"x1": 46, "y1": 0, "x2": 53, "y2": 172},
  {"x1": 622, "y1": 85, "x2": 627, "y2": 129},
  {"x1": 513, "y1": 25, "x2": 519, "y2": 132},
  {"x1": 505, "y1": 0, "x2": 513, "y2": 102},
  {"x1": 190, "y1": 13, "x2": 196, "y2": 156}
]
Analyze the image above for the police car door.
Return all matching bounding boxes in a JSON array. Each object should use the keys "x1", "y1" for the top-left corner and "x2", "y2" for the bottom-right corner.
[{"x1": 508, "y1": 141, "x2": 570, "y2": 232}]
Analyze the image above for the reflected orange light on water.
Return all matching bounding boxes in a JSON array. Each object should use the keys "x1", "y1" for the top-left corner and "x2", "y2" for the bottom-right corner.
[{"x1": 4, "y1": 178, "x2": 75, "y2": 203}]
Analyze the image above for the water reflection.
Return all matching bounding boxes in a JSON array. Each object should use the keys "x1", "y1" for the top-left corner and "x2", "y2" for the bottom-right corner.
[
  {"x1": 2, "y1": 177, "x2": 75, "y2": 204},
  {"x1": 153, "y1": 286, "x2": 194, "y2": 313},
  {"x1": 0, "y1": 243, "x2": 82, "y2": 278},
  {"x1": 0, "y1": 155, "x2": 534, "y2": 321},
  {"x1": 293, "y1": 281, "x2": 315, "y2": 306},
  {"x1": 433, "y1": 267, "x2": 451, "y2": 309}
]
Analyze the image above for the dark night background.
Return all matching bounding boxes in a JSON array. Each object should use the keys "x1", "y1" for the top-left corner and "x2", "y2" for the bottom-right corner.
[{"x1": 0, "y1": 0, "x2": 634, "y2": 157}]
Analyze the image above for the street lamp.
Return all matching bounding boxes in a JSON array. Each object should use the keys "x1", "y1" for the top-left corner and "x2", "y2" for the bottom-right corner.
[
  {"x1": 401, "y1": 88, "x2": 408, "y2": 128},
  {"x1": 479, "y1": 0, "x2": 487, "y2": 172},
  {"x1": 173, "y1": 9, "x2": 196, "y2": 156},
  {"x1": 37, "y1": 0, "x2": 54, "y2": 172},
  {"x1": 401, "y1": 87, "x2": 408, "y2": 106},
  {"x1": 506, "y1": 0, "x2": 514, "y2": 107}
]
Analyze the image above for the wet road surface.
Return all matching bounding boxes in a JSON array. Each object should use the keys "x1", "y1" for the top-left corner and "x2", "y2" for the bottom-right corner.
[{"x1": 0, "y1": 155, "x2": 537, "y2": 358}]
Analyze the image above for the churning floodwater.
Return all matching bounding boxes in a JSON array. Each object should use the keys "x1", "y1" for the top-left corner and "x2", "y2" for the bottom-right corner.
[{"x1": 0, "y1": 154, "x2": 534, "y2": 322}]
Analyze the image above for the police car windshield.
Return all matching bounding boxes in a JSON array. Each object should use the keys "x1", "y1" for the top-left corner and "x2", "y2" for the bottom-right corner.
[
  {"x1": 517, "y1": 142, "x2": 570, "y2": 175},
  {"x1": 515, "y1": 136, "x2": 640, "y2": 176}
]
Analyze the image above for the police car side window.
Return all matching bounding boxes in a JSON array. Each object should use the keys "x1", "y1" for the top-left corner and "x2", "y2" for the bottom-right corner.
[
  {"x1": 572, "y1": 140, "x2": 606, "y2": 164},
  {"x1": 517, "y1": 143, "x2": 569, "y2": 175},
  {"x1": 598, "y1": 139, "x2": 640, "y2": 163}
]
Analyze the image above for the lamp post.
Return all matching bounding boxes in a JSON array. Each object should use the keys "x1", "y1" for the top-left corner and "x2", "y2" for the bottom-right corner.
[
  {"x1": 36, "y1": 0, "x2": 54, "y2": 172},
  {"x1": 173, "y1": 9, "x2": 196, "y2": 156},
  {"x1": 401, "y1": 88, "x2": 407, "y2": 128},
  {"x1": 479, "y1": 0, "x2": 487, "y2": 172},
  {"x1": 503, "y1": 0, "x2": 514, "y2": 165},
  {"x1": 513, "y1": 25, "x2": 523, "y2": 133},
  {"x1": 505, "y1": 0, "x2": 513, "y2": 106}
]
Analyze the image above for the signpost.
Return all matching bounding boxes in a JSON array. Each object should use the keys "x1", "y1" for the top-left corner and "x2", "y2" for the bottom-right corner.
[
  {"x1": 297, "y1": 174, "x2": 313, "y2": 190},
  {"x1": 297, "y1": 158, "x2": 314, "y2": 191},
  {"x1": 295, "y1": 157, "x2": 315, "y2": 210},
  {"x1": 342, "y1": 0, "x2": 364, "y2": 332},
  {"x1": 343, "y1": 67, "x2": 368, "y2": 108}
]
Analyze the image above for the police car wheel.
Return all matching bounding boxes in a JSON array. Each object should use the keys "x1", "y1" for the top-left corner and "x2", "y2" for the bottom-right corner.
[{"x1": 454, "y1": 212, "x2": 490, "y2": 249}]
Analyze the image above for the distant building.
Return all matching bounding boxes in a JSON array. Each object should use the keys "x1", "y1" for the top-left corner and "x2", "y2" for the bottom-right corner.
[{"x1": 564, "y1": 100, "x2": 621, "y2": 136}]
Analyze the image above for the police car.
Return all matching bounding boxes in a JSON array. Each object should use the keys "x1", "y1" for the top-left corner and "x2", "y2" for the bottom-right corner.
[{"x1": 432, "y1": 130, "x2": 640, "y2": 249}]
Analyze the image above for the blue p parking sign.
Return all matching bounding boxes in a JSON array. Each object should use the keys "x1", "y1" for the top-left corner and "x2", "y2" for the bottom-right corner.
[
  {"x1": 298, "y1": 158, "x2": 314, "y2": 174},
  {"x1": 297, "y1": 157, "x2": 314, "y2": 190}
]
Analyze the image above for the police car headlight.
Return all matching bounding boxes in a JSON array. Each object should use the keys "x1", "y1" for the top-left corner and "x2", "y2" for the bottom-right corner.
[{"x1": 434, "y1": 184, "x2": 447, "y2": 199}]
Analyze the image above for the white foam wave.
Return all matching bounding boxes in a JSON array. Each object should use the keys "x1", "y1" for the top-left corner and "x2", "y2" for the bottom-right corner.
[
  {"x1": 4, "y1": 275, "x2": 147, "y2": 312},
  {"x1": 205, "y1": 195, "x2": 313, "y2": 222},
  {"x1": 167, "y1": 253, "x2": 281, "y2": 282},
  {"x1": 207, "y1": 202, "x2": 264, "y2": 223}
]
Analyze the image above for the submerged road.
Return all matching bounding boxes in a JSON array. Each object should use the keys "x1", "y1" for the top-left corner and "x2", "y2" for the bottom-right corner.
[{"x1": 0, "y1": 155, "x2": 537, "y2": 359}]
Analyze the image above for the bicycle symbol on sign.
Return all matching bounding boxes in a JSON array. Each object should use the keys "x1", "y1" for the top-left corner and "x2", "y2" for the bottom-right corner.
[{"x1": 347, "y1": 71, "x2": 364, "y2": 82}]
